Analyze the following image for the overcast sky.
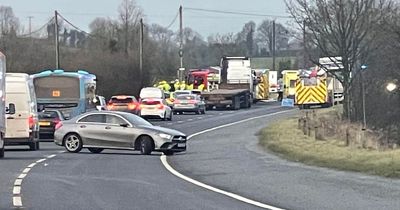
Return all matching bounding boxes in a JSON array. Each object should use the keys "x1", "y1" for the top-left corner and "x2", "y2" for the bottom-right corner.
[{"x1": 0, "y1": 0, "x2": 289, "y2": 37}]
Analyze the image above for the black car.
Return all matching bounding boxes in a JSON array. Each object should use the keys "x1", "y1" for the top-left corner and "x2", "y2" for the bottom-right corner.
[{"x1": 38, "y1": 110, "x2": 65, "y2": 140}]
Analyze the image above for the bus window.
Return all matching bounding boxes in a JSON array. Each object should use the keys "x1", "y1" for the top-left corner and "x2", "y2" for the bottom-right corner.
[{"x1": 34, "y1": 76, "x2": 79, "y2": 99}]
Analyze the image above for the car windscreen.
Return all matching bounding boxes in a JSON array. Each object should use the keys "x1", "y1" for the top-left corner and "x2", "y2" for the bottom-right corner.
[
  {"x1": 141, "y1": 100, "x2": 161, "y2": 105},
  {"x1": 121, "y1": 113, "x2": 152, "y2": 126},
  {"x1": 110, "y1": 97, "x2": 134, "y2": 104},
  {"x1": 176, "y1": 95, "x2": 196, "y2": 100},
  {"x1": 34, "y1": 76, "x2": 80, "y2": 99}
]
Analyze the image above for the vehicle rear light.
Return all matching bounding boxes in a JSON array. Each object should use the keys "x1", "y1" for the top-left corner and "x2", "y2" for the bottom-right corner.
[
  {"x1": 53, "y1": 118, "x2": 60, "y2": 125},
  {"x1": 55, "y1": 121, "x2": 63, "y2": 130},
  {"x1": 174, "y1": 100, "x2": 180, "y2": 104},
  {"x1": 128, "y1": 103, "x2": 137, "y2": 110},
  {"x1": 107, "y1": 103, "x2": 113, "y2": 110},
  {"x1": 28, "y1": 116, "x2": 35, "y2": 128},
  {"x1": 156, "y1": 104, "x2": 164, "y2": 109}
]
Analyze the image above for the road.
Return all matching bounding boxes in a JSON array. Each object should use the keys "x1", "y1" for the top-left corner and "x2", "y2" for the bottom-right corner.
[{"x1": 1, "y1": 102, "x2": 400, "y2": 210}]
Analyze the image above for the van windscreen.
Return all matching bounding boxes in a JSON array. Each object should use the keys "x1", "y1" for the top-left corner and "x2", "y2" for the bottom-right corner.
[{"x1": 34, "y1": 76, "x2": 79, "y2": 99}]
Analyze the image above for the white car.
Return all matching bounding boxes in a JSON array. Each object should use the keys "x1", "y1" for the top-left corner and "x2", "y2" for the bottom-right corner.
[{"x1": 140, "y1": 98, "x2": 172, "y2": 121}]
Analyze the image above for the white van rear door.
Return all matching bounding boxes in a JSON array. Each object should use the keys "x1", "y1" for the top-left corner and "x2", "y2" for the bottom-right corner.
[{"x1": 6, "y1": 92, "x2": 30, "y2": 138}]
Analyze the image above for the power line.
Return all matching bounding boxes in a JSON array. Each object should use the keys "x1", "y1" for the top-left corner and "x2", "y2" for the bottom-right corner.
[
  {"x1": 185, "y1": 7, "x2": 291, "y2": 19},
  {"x1": 19, "y1": 17, "x2": 55, "y2": 37},
  {"x1": 165, "y1": 11, "x2": 179, "y2": 30}
]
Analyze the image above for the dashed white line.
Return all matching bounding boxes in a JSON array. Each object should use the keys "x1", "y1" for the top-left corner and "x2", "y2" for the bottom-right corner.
[
  {"x1": 177, "y1": 121, "x2": 184, "y2": 123},
  {"x1": 17, "y1": 173, "x2": 27, "y2": 179},
  {"x1": 161, "y1": 109, "x2": 294, "y2": 209},
  {"x1": 197, "y1": 117, "x2": 203, "y2": 119},
  {"x1": 14, "y1": 179, "x2": 22, "y2": 186},
  {"x1": 187, "y1": 119, "x2": 193, "y2": 121},
  {"x1": 12, "y1": 186, "x2": 21, "y2": 195},
  {"x1": 12, "y1": 153, "x2": 60, "y2": 208},
  {"x1": 22, "y1": 168, "x2": 31, "y2": 174}
]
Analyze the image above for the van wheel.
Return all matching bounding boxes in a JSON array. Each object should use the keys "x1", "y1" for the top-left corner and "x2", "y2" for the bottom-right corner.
[
  {"x1": 0, "y1": 146, "x2": 4, "y2": 158},
  {"x1": 64, "y1": 133, "x2": 83, "y2": 153},
  {"x1": 29, "y1": 142, "x2": 37, "y2": 151}
]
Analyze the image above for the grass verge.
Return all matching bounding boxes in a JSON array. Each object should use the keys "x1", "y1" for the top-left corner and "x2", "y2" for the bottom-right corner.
[{"x1": 259, "y1": 115, "x2": 400, "y2": 178}]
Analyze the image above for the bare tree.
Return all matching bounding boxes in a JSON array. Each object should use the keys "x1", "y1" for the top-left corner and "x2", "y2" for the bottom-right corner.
[
  {"x1": 286, "y1": 0, "x2": 394, "y2": 119},
  {"x1": 0, "y1": 6, "x2": 19, "y2": 36},
  {"x1": 256, "y1": 19, "x2": 289, "y2": 55},
  {"x1": 118, "y1": 0, "x2": 143, "y2": 56}
]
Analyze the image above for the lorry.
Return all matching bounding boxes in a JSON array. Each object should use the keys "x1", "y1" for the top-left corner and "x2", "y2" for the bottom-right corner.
[
  {"x1": 318, "y1": 57, "x2": 344, "y2": 104},
  {"x1": 201, "y1": 57, "x2": 254, "y2": 110}
]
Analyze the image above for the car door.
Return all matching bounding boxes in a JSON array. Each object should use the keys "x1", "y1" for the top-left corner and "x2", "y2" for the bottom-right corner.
[
  {"x1": 76, "y1": 114, "x2": 107, "y2": 146},
  {"x1": 98, "y1": 114, "x2": 135, "y2": 148}
]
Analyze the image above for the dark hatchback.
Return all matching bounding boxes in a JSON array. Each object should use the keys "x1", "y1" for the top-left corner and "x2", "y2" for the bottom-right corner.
[{"x1": 39, "y1": 110, "x2": 65, "y2": 140}]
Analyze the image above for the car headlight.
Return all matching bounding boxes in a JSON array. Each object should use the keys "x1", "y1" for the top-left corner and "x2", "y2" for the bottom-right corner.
[{"x1": 158, "y1": 133, "x2": 172, "y2": 139}]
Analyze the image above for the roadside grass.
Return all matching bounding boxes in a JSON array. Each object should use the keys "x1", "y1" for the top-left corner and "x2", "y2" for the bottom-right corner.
[{"x1": 260, "y1": 115, "x2": 400, "y2": 178}]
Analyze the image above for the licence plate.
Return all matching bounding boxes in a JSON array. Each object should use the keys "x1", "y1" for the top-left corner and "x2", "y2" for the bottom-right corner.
[
  {"x1": 39, "y1": 122, "x2": 51, "y2": 126},
  {"x1": 177, "y1": 143, "x2": 186, "y2": 147}
]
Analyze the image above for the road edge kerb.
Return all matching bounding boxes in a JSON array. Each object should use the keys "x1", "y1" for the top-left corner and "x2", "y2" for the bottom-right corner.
[
  {"x1": 12, "y1": 151, "x2": 64, "y2": 208},
  {"x1": 161, "y1": 109, "x2": 295, "y2": 210}
]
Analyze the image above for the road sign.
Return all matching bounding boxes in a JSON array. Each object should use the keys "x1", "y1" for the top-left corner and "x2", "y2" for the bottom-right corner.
[{"x1": 281, "y1": 98, "x2": 294, "y2": 107}]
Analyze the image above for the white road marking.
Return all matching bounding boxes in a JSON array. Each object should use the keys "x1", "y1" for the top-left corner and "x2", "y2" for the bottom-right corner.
[
  {"x1": 47, "y1": 154, "x2": 56, "y2": 159},
  {"x1": 187, "y1": 119, "x2": 193, "y2": 121},
  {"x1": 13, "y1": 197, "x2": 22, "y2": 207},
  {"x1": 27, "y1": 163, "x2": 36, "y2": 168},
  {"x1": 36, "y1": 158, "x2": 46, "y2": 163},
  {"x1": 161, "y1": 109, "x2": 293, "y2": 209},
  {"x1": 197, "y1": 117, "x2": 203, "y2": 119},
  {"x1": 218, "y1": 113, "x2": 224, "y2": 115},
  {"x1": 12, "y1": 186, "x2": 21, "y2": 195},
  {"x1": 167, "y1": 123, "x2": 173, "y2": 125},
  {"x1": 177, "y1": 121, "x2": 184, "y2": 123},
  {"x1": 12, "y1": 153, "x2": 60, "y2": 208},
  {"x1": 22, "y1": 168, "x2": 31, "y2": 173},
  {"x1": 14, "y1": 179, "x2": 22, "y2": 186},
  {"x1": 17, "y1": 173, "x2": 27, "y2": 179}
]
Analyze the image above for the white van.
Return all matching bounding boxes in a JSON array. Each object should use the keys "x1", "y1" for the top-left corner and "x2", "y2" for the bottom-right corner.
[{"x1": 5, "y1": 73, "x2": 40, "y2": 150}]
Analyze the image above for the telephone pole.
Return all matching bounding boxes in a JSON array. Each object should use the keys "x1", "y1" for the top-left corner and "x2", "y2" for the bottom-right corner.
[
  {"x1": 54, "y1": 11, "x2": 60, "y2": 69},
  {"x1": 272, "y1": 20, "x2": 276, "y2": 72},
  {"x1": 27, "y1": 16, "x2": 34, "y2": 38},
  {"x1": 178, "y1": 5, "x2": 184, "y2": 82},
  {"x1": 139, "y1": 18, "x2": 144, "y2": 88}
]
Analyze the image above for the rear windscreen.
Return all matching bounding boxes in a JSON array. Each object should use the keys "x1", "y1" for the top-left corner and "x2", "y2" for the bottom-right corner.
[
  {"x1": 34, "y1": 76, "x2": 79, "y2": 98},
  {"x1": 110, "y1": 98, "x2": 134, "y2": 103},
  {"x1": 177, "y1": 95, "x2": 195, "y2": 100},
  {"x1": 141, "y1": 100, "x2": 161, "y2": 105},
  {"x1": 39, "y1": 111, "x2": 59, "y2": 119}
]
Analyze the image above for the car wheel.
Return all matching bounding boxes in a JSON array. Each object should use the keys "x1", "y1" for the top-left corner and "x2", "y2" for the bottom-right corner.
[
  {"x1": 64, "y1": 133, "x2": 83, "y2": 153},
  {"x1": 0, "y1": 146, "x2": 4, "y2": 158},
  {"x1": 163, "y1": 151, "x2": 174, "y2": 156},
  {"x1": 88, "y1": 148, "x2": 104, "y2": 154},
  {"x1": 29, "y1": 142, "x2": 37, "y2": 151},
  {"x1": 140, "y1": 136, "x2": 153, "y2": 155}
]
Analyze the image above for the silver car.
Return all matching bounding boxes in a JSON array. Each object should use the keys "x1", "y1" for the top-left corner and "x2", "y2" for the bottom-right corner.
[{"x1": 54, "y1": 111, "x2": 186, "y2": 155}]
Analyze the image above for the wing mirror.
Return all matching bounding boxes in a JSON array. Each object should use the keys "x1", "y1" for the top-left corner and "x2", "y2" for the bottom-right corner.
[{"x1": 6, "y1": 103, "x2": 16, "y2": 115}]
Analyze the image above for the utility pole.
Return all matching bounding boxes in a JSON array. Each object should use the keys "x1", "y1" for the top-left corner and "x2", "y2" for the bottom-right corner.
[
  {"x1": 178, "y1": 5, "x2": 184, "y2": 82},
  {"x1": 272, "y1": 20, "x2": 276, "y2": 72},
  {"x1": 54, "y1": 11, "x2": 60, "y2": 69},
  {"x1": 27, "y1": 16, "x2": 33, "y2": 38},
  {"x1": 139, "y1": 18, "x2": 144, "y2": 88},
  {"x1": 303, "y1": 19, "x2": 307, "y2": 68}
]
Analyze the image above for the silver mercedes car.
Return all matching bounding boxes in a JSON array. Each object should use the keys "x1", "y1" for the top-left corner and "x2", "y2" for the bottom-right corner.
[{"x1": 54, "y1": 111, "x2": 186, "y2": 155}]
